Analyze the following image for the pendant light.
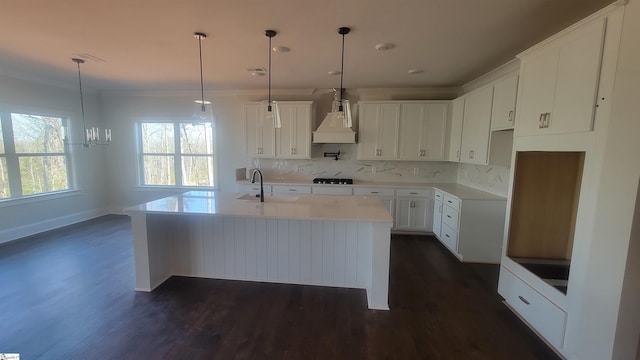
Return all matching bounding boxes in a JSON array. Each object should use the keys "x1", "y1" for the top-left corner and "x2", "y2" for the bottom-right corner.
[
  {"x1": 261, "y1": 29, "x2": 281, "y2": 129},
  {"x1": 334, "y1": 27, "x2": 352, "y2": 128},
  {"x1": 193, "y1": 32, "x2": 213, "y2": 122},
  {"x1": 66, "y1": 58, "x2": 111, "y2": 148}
]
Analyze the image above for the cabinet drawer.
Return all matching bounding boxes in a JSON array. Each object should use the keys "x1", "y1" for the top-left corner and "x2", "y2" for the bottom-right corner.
[
  {"x1": 396, "y1": 188, "x2": 431, "y2": 198},
  {"x1": 498, "y1": 267, "x2": 567, "y2": 349},
  {"x1": 238, "y1": 183, "x2": 272, "y2": 194},
  {"x1": 353, "y1": 187, "x2": 395, "y2": 197},
  {"x1": 272, "y1": 185, "x2": 312, "y2": 194},
  {"x1": 434, "y1": 189, "x2": 444, "y2": 201},
  {"x1": 311, "y1": 186, "x2": 353, "y2": 196},
  {"x1": 443, "y1": 194, "x2": 461, "y2": 210},
  {"x1": 440, "y1": 223, "x2": 458, "y2": 253},
  {"x1": 442, "y1": 204, "x2": 460, "y2": 229}
]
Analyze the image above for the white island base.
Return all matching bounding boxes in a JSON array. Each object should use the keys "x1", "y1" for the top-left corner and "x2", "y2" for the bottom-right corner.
[{"x1": 126, "y1": 192, "x2": 393, "y2": 310}]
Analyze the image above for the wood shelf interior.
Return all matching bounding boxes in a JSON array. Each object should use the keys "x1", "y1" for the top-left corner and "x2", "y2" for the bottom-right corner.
[{"x1": 507, "y1": 151, "x2": 585, "y2": 262}]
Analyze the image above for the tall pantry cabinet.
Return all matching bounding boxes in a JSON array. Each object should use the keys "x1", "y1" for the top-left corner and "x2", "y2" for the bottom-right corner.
[{"x1": 496, "y1": 4, "x2": 634, "y2": 359}]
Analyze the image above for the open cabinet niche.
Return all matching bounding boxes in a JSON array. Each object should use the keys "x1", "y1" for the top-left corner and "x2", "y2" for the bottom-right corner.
[{"x1": 507, "y1": 151, "x2": 585, "y2": 294}]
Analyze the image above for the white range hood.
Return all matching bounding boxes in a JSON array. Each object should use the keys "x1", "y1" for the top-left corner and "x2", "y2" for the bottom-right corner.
[{"x1": 312, "y1": 112, "x2": 357, "y2": 143}]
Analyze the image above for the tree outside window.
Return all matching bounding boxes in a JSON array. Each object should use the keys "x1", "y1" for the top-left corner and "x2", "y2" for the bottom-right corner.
[
  {"x1": 139, "y1": 121, "x2": 215, "y2": 188},
  {"x1": 0, "y1": 112, "x2": 70, "y2": 200}
]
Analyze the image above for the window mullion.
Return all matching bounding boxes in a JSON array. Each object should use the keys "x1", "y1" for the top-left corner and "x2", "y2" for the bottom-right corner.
[
  {"x1": 174, "y1": 122, "x2": 182, "y2": 186},
  {"x1": 1, "y1": 112, "x2": 23, "y2": 197}
]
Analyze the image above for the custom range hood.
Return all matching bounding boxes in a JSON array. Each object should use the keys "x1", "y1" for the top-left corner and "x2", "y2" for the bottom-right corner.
[{"x1": 312, "y1": 90, "x2": 357, "y2": 144}]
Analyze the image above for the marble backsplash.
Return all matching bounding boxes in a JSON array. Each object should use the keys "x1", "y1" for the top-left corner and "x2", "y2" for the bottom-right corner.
[
  {"x1": 244, "y1": 144, "x2": 510, "y2": 196},
  {"x1": 248, "y1": 158, "x2": 458, "y2": 184},
  {"x1": 456, "y1": 163, "x2": 510, "y2": 196}
]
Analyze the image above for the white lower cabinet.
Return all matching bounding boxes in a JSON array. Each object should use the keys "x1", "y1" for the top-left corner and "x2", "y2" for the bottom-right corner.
[
  {"x1": 311, "y1": 186, "x2": 353, "y2": 196},
  {"x1": 353, "y1": 187, "x2": 395, "y2": 227},
  {"x1": 498, "y1": 266, "x2": 567, "y2": 350},
  {"x1": 238, "y1": 183, "x2": 273, "y2": 196},
  {"x1": 272, "y1": 185, "x2": 311, "y2": 196},
  {"x1": 394, "y1": 189, "x2": 431, "y2": 232},
  {"x1": 432, "y1": 187, "x2": 506, "y2": 263}
]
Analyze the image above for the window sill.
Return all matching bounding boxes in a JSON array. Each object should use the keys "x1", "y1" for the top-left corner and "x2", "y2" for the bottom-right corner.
[
  {"x1": 0, "y1": 189, "x2": 81, "y2": 208},
  {"x1": 135, "y1": 186, "x2": 217, "y2": 193}
]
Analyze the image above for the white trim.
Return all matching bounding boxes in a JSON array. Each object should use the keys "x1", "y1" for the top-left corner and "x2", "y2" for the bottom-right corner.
[
  {"x1": 0, "y1": 189, "x2": 81, "y2": 208},
  {"x1": 135, "y1": 185, "x2": 216, "y2": 192},
  {"x1": 0, "y1": 207, "x2": 109, "y2": 244}
]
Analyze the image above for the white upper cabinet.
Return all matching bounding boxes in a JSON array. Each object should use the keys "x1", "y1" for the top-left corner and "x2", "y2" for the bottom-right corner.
[
  {"x1": 245, "y1": 103, "x2": 275, "y2": 158},
  {"x1": 245, "y1": 101, "x2": 312, "y2": 159},
  {"x1": 447, "y1": 97, "x2": 465, "y2": 162},
  {"x1": 460, "y1": 86, "x2": 494, "y2": 165},
  {"x1": 276, "y1": 102, "x2": 312, "y2": 159},
  {"x1": 398, "y1": 102, "x2": 448, "y2": 161},
  {"x1": 515, "y1": 17, "x2": 606, "y2": 136},
  {"x1": 357, "y1": 102, "x2": 400, "y2": 160},
  {"x1": 491, "y1": 74, "x2": 519, "y2": 130}
]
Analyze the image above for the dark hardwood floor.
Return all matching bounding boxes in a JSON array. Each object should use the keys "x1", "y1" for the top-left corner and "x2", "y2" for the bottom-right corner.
[{"x1": 0, "y1": 215, "x2": 559, "y2": 359}]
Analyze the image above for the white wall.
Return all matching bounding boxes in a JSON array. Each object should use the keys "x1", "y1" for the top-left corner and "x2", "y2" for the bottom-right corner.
[{"x1": 0, "y1": 74, "x2": 108, "y2": 242}]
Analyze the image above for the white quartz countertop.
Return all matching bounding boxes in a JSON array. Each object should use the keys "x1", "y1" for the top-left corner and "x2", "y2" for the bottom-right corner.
[
  {"x1": 124, "y1": 191, "x2": 394, "y2": 223},
  {"x1": 237, "y1": 179, "x2": 505, "y2": 200}
]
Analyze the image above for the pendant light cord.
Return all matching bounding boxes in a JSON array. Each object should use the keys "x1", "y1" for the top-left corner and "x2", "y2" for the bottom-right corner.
[
  {"x1": 268, "y1": 33, "x2": 272, "y2": 110},
  {"x1": 339, "y1": 32, "x2": 345, "y2": 108},
  {"x1": 75, "y1": 60, "x2": 87, "y2": 139},
  {"x1": 198, "y1": 34, "x2": 205, "y2": 111}
]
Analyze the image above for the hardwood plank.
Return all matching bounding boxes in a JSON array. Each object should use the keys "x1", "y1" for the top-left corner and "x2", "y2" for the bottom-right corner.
[{"x1": 0, "y1": 215, "x2": 559, "y2": 359}]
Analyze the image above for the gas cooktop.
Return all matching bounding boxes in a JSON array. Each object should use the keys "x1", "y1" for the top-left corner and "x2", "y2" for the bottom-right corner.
[{"x1": 312, "y1": 178, "x2": 354, "y2": 185}]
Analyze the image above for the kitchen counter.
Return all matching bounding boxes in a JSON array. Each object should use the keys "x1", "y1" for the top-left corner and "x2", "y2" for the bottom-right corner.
[
  {"x1": 125, "y1": 191, "x2": 393, "y2": 310},
  {"x1": 125, "y1": 190, "x2": 393, "y2": 223},
  {"x1": 236, "y1": 179, "x2": 505, "y2": 200}
]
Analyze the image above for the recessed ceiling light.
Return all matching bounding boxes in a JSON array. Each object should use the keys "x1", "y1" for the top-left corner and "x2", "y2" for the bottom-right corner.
[
  {"x1": 328, "y1": 70, "x2": 341, "y2": 75},
  {"x1": 375, "y1": 43, "x2": 395, "y2": 51},
  {"x1": 272, "y1": 46, "x2": 290, "y2": 53},
  {"x1": 408, "y1": 69, "x2": 424, "y2": 74}
]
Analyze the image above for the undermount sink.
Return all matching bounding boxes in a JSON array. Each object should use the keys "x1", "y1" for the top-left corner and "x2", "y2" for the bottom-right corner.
[{"x1": 237, "y1": 194, "x2": 299, "y2": 203}]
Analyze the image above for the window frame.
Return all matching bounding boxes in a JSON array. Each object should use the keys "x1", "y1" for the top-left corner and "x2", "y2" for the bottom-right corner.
[
  {"x1": 0, "y1": 106, "x2": 74, "y2": 202},
  {"x1": 136, "y1": 119, "x2": 217, "y2": 190}
]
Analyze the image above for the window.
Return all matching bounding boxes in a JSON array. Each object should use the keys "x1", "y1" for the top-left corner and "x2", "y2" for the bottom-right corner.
[
  {"x1": 0, "y1": 112, "x2": 71, "y2": 199},
  {"x1": 138, "y1": 121, "x2": 215, "y2": 188}
]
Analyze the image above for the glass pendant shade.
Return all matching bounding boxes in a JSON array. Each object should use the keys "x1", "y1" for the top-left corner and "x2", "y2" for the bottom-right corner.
[
  {"x1": 260, "y1": 100, "x2": 281, "y2": 128},
  {"x1": 331, "y1": 99, "x2": 352, "y2": 128},
  {"x1": 193, "y1": 100, "x2": 213, "y2": 122}
]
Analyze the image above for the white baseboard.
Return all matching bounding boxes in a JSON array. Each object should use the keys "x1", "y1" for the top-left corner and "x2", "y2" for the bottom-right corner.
[{"x1": 0, "y1": 207, "x2": 111, "y2": 244}]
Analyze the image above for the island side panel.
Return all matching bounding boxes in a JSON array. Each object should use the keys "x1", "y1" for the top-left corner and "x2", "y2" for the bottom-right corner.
[
  {"x1": 367, "y1": 221, "x2": 392, "y2": 310},
  {"x1": 130, "y1": 213, "x2": 173, "y2": 291}
]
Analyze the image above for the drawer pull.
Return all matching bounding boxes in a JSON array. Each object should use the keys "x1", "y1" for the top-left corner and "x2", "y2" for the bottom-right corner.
[
  {"x1": 447, "y1": 200, "x2": 453, "y2": 204},
  {"x1": 445, "y1": 234, "x2": 450, "y2": 238},
  {"x1": 446, "y1": 215, "x2": 452, "y2": 218},
  {"x1": 289, "y1": 189, "x2": 297, "y2": 191},
  {"x1": 518, "y1": 296, "x2": 530, "y2": 305},
  {"x1": 410, "y1": 192, "x2": 418, "y2": 195},
  {"x1": 371, "y1": 191, "x2": 379, "y2": 194}
]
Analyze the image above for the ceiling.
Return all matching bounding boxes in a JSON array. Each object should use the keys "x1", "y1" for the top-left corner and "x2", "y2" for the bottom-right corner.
[{"x1": 0, "y1": 0, "x2": 614, "y2": 92}]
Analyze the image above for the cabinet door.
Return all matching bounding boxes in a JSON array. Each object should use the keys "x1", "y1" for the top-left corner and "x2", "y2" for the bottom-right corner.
[
  {"x1": 398, "y1": 103, "x2": 423, "y2": 160},
  {"x1": 245, "y1": 104, "x2": 275, "y2": 157},
  {"x1": 447, "y1": 98, "x2": 465, "y2": 162},
  {"x1": 516, "y1": 18, "x2": 606, "y2": 136},
  {"x1": 377, "y1": 104, "x2": 401, "y2": 159},
  {"x1": 491, "y1": 74, "x2": 519, "y2": 130},
  {"x1": 394, "y1": 198, "x2": 413, "y2": 230},
  {"x1": 357, "y1": 103, "x2": 400, "y2": 160},
  {"x1": 276, "y1": 103, "x2": 311, "y2": 159},
  {"x1": 551, "y1": 18, "x2": 606, "y2": 134},
  {"x1": 357, "y1": 103, "x2": 381, "y2": 159},
  {"x1": 460, "y1": 87, "x2": 493, "y2": 164},
  {"x1": 412, "y1": 198, "x2": 430, "y2": 232},
  {"x1": 422, "y1": 103, "x2": 448, "y2": 160},
  {"x1": 433, "y1": 199, "x2": 443, "y2": 239}
]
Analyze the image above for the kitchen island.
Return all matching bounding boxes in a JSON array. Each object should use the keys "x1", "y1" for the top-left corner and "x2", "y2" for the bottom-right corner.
[{"x1": 124, "y1": 191, "x2": 394, "y2": 310}]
